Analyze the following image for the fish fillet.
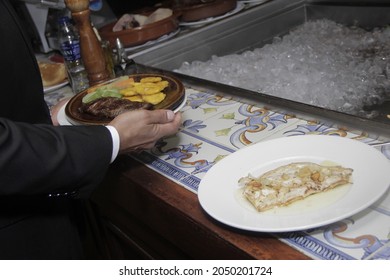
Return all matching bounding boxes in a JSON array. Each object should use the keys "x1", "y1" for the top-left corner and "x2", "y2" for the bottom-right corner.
[{"x1": 239, "y1": 162, "x2": 353, "y2": 212}]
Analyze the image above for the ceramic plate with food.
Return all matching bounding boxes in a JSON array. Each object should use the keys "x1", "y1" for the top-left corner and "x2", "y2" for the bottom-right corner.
[
  {"x1": 99, "y1": 8, "x2": 179, "y2": 48},
  {"x1": 65, "y1": 73, "x2": 185, "y2": 125},
  {"x1": 38, "y1": 61, "x2": 68, "y2": 93},
  {"x1": 198, "y1": 135, "x2": 390, "y2": 232}
]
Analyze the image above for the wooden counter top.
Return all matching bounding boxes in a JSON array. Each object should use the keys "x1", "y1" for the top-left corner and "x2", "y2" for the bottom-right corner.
[{"x1": 88, "y1": 155, "x2": 310, "y2": 260}]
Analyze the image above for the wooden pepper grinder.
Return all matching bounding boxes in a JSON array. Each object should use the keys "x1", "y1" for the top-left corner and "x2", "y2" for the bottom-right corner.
[{"x1": 64, "y1": 0, "x2": 109, "y2": 85}]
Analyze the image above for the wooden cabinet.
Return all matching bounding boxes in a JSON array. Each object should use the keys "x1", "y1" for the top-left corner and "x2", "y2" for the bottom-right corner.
[{"x1": 85, "y1": 155, "x2": 310, "y2": 260}]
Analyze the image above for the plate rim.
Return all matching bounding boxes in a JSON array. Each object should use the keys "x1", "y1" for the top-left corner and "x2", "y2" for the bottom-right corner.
[
  {"x1": 197, "y1": 135, "x2": 390, "y2": 232},
  {"x1": 44, "y1": 80, "x2": 69, "y2": 93},
  {"x1": 179, "y1": 1, "x2": 245, "y2": 26}
]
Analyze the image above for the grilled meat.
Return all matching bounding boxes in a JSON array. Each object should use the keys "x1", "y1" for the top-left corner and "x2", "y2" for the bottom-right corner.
[{"x1": 80, "y1": 97, "x2": 153, "y2": 119}]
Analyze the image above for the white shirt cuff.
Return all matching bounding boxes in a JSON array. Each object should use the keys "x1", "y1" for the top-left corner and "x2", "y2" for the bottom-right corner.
[{"x1": 105, "y1": 125, "x2": 120, "y2": 163}]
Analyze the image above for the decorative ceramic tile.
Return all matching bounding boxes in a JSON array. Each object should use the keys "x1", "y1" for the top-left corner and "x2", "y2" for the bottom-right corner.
[
  {"x1": 132, "y1": 131, "x2": 234, "y2": 193},
  {"x1": 279, "y1": 190, "x2": 390, "y2": 260},
  {"x1": 182, "y1": 103, "x2": 302, "y2": 150},
  {"x1": 47, "y1": 83, "x2": 390, "y2": 260},
  {"x1": 182, "y1": 88, "x2": 238, "y2": 121},
  {"x1": 280, "y1": 120, "x2": 382, "y2": 144}
]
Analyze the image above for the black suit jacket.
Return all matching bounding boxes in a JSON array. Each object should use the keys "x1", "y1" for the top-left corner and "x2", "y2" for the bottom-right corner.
[{"x1": 0, "y1": 0, "x2": 113, "y2": 259}]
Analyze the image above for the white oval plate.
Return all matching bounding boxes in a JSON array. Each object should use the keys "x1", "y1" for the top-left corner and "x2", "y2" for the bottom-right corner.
[
  {"x1": 44, "y1": 80, "x2": 69, "y2": 94},
  {"x1": 198, "y1": 135, "x2": 390, "y2": 232}
]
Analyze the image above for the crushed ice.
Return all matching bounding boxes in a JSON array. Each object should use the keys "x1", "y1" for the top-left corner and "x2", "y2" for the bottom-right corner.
[{"x1": 175, "y1": 19, "x2": 390, "y2": 118}]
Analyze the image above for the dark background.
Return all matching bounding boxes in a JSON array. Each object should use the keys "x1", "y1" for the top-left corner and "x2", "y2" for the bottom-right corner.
[{"x1": 106, "y1": 0, "x2": 164, "y2": 15}]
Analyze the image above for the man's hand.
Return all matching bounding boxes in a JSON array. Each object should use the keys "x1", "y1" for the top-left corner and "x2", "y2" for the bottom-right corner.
[{"x1": 109, "y1": 109, "x2": 182, "y2": 153}]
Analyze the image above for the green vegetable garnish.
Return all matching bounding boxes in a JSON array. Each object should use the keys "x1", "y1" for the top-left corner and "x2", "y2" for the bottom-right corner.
[{"x1": 82, "y1": 87, "x2": 122, "y2": 104}]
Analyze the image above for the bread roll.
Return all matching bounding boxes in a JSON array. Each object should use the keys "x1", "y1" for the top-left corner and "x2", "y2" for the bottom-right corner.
[{"x1": 38, "y1": 62, "x2": 67, "y2": 87}]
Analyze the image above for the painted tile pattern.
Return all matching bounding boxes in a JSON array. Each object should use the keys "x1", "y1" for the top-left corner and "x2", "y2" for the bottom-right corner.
[{"x1": 46, "y1": 84, "x2": 390, "y2": 260}]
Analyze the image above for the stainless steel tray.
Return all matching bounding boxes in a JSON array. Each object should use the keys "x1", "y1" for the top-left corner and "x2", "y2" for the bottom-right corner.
[{"x1": 126, "y1": 0, "x2": 390, "y2": 140}]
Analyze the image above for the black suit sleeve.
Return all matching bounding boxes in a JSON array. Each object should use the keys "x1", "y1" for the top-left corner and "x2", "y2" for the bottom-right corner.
[
  {"x1": 0, "y1": 0, "x2": 115, "y2": 198},
  {"x1": 0, "y1": 118, "x2": 113, "y2": 198},
  {"x1": 0, "y1": 0, "x2": 117, "y2": 259}
]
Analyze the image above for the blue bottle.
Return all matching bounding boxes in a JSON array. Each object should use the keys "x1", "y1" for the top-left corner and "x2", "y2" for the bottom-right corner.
[{"x1": 58, "y1": 16, "x2": 89, "y2": 93}]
